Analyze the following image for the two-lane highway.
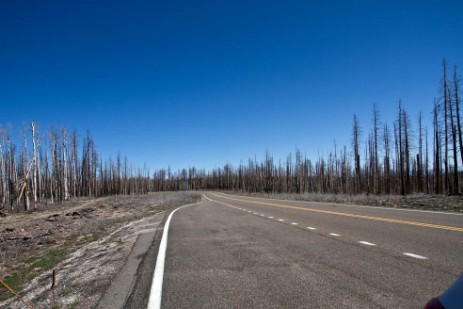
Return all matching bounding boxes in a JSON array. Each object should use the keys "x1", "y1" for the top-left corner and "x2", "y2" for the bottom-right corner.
[{"x1": 148, "y1": 192, "x2": 463, "y2": 308}]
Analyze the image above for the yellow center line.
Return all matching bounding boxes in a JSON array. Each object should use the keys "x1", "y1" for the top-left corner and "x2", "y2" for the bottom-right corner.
[{"x1": 210, "y1": 193, "x2": 463, "y2": 233}]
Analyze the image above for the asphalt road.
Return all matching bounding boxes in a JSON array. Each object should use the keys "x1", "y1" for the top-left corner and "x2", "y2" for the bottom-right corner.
[{"x1": 140, "y1": 192, "x2": 463, "y2": 308}]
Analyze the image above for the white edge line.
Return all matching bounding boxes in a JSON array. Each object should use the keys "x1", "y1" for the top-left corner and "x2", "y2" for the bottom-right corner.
[
  {"x1": 358, "y1": 241, "x2": 376, "y2": 246},
  {"x1": 202, "y1": 194, "x2": 212, "y2": 202},
  {"x1": 211, "y1": 192, "x2": 463, "y2": 216},
  {"x1": 403, "y1": 252, "x2": 428, "y2": 260},
  {"x1": 147, "y1": 203, "x2": 195, "y2": 309}
]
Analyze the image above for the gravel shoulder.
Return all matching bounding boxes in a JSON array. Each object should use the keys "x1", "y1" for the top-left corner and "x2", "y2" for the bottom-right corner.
[{"x1": 0, "y1": 191, "x2": 201, "y2": 309}]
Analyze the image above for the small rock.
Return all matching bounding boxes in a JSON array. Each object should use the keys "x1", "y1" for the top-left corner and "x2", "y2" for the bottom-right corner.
[
  {"x1": 45, "y1": 214, "x2": 60, "y2": 222},
  {"x1": 66, "y1": 211, "x2": 82, "y2": 218}
]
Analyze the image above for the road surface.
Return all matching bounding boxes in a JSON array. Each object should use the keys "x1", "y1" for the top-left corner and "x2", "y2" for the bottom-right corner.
[{"x1": 127, "y1": 192, "x2": 463, "y2": 308}]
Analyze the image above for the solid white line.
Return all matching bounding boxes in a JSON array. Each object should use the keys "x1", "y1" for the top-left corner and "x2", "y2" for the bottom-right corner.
[
  {"x1": 202, "y1": 194, "x2": 212, "y2": 202},
  {"x1": 358, "y1": 241, "x2": 376, "y2": 246},
  {"x1": 291, "y1": 222, "x2": 299, "y2": 225},
  {"x1": 306, "y1": 227, "x2": 316, "y2": 230},
  {"x1": 213, "y1": 192, "x2": 463, "y2": 216},
  {"x1": 329, "y1": 233, "x2": 341, "y2": 237},
  {"x1": 147, "y1": 203, "x2": 195, "y2": 309},
  {"x1": 403, "y1": 252, "x2": 428, "y2": 260}
]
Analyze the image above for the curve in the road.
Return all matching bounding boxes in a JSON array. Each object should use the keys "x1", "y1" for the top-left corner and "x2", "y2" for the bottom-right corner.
[{"x1": 211, "y1": 193, "x2": 463, "y2": 232}]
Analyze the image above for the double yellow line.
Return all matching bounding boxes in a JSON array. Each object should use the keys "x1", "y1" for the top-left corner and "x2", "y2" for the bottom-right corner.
[{"x1": 211, "y1": 193, "x2": 463, "y2": 233}]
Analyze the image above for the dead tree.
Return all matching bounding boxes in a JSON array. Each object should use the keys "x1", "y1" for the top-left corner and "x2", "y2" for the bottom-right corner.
[
  {"x1": 31, "y1": 122, "x2": 38, "y2": 208},
  {"x1": 61, "y1": 128, "x2": 70, "y2": 200},
  {"x1": 443, "y1": 59, "x2": 450, "y2": 193},
  {"x1": 417, "y1": 112, "x2": 424, "y2": 192},
  {"x1": 453, "y1": 65, "x2": 463, "y2": 168},
  {"x1": 372, "y1": 104, "x2": 381, "y2": 194},
  {"x1": 352, "y1": 114, "x2": 361, "y2": 193},
  {"x1": 383, "y1": 123, "x2": 391, "y2": 194},
  {"x1": 434, "y1": 101, "x2": 441, "y2": 194},
  {"x1": 448, "y1": 88, "x2": 459, "y2": 193}
]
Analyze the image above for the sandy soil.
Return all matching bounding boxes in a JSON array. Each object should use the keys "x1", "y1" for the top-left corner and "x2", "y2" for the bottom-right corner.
[{"x1": 0, "y1": 191, "x2": 200, "y2": 309}]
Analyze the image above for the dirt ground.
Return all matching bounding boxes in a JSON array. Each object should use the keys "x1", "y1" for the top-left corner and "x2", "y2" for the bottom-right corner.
[{"x1": 0, "y1": 191, "x2": 200, "y2": 309}]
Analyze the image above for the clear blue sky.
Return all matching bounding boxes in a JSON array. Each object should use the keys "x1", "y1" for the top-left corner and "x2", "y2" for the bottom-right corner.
[{"x1": 1, "y1": 0, "x2": 462, "y2": 171}]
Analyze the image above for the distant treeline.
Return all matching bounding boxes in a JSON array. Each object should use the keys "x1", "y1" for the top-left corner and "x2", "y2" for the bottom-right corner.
[
  {"x1": 152, "y1": 59, "x2": 462, "y2": 196},
  {"x1": 0, "y1": 60, "x2": 461, "y2": 212},
  {"x1": 0, "y1": 125, "x2": 151, "y2": 212}
]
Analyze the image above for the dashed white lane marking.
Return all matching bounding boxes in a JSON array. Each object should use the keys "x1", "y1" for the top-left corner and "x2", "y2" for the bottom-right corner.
[
  {"x1": 247, "y1": 211, "x2": 252, "y2": 213},
  {"x1": 291, "y1": 222, "x2": 299, "y2": 225},
  {"x1": 268, "y1": 216, "x2": 274, "y2": 219},
  {"x1": 306, "y1": 227, "x2": 316, "y2": 230},
  {"x1": 329, "y1": 233, "x2": 341, "y2": 237},
  {"x1": 278, "y1": 219, "x2": 285, "y2": 222},
  {"x1": 253, "y1": 212, "x2": 258, "y2": 215},
  {"x1": 260, "y1": 214, "x2": 265, "y2": 216},
  {"x1": 403, "y1": 252, "x2": 428, "y2": 260},
  {"x1": 358, "y1": 241, "x2": 376, "y2": 246}
]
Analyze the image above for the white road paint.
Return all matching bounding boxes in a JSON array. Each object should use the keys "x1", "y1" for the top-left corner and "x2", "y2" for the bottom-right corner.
[
  {"x1": 147, "y1": 203, "x2": 196, "y2": 309},
  {"x1": 213, "y1": 192, "x2": 463, "y2": 216},
  {"x1": 358, "y1": 241, "x2": 376, "y2": 246},
  {"x1": 205, "y1": 194, "x2": 436, "y2": 266},
  {"x1": 403, "y1": 252, "x2": 428, "y2": 260},
  {"x1": 202, "y1": 194, "x2": 212, "y2": 202}
]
